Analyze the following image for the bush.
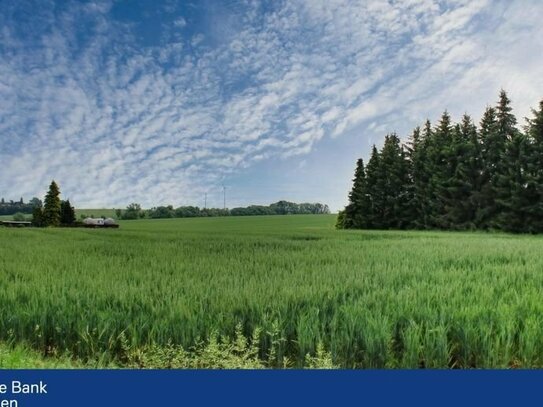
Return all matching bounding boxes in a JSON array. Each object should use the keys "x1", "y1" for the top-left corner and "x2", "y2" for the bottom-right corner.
[{"x1": 12, "y1": 213, "x2": 27, "y2": 221}]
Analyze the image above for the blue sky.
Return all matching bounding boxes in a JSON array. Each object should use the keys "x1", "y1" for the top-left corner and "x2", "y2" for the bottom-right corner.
[{"x1": 1, "y1": 0, "x2": 542, "y2": 211}]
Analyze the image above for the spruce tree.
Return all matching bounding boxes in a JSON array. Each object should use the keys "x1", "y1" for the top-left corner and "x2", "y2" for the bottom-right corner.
[
  {"x1": 364, "y1": 145, "x2": 383, "y2": 228},
  {"x1": 427, "y1": 111, "x2": 454, "y2": 228},
  {"x1": 417, "y1": 120, "x2": 434, "y2": 228},
  {"x1": 397, "y1": 146, "x2": 412, "y2": 228},
  {"x1": 335, "y1": 210, "x2": 347, "y2": 229},
  {"x1": 477, "y1": 106, "x2": 499, "y2": 228},
  {"x1": 405, "y1": 127, "x2": 423, "y2": 228},
  {"x1": 493, "y1": 131, "x2": 530, "y2": 232},
  {"x1": 60, "y1": 199, "x2": 76, "y2": 225},
  {"x1": 344, "y1": 159, "x2": 371, "y2": 229},
  {"x1": 488, "y1": 91, "x2": 521, "y2": 230},
  {"x1": 524, "y1": 100, "x2": 543, "y2": 232},
  {"x1": 407, "y1": 120, "x2": 432, "y2": 229},
  {"x1": 339, "y1": 91, "x2": 543, "y2": 234},
  {"x1": 444, "y1": 115, "x2": 480, "y2": 229},
  {"x1": 379, "y1": 134, "x2": 410, "y2": 228},
  {"x1": 43, "y1": 180, "x2": 61, "y2": 227},
  {"x1": 496, "y1": 90, "x2": 517, "y2": 143},
  {"x1": 32, "y1": 205, "x2": 44, "y2": 227}
]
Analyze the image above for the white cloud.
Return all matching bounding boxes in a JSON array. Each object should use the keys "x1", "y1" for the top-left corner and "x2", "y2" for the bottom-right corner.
[
  {"x1": 0, "y1": 0, "x2": 542, "y2": 208},
  {"x1": 174, "y1": 17, "x2": 186, "y2": 28}
]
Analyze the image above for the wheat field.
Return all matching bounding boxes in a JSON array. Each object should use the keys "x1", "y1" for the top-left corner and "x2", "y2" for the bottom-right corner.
[{"x1": 1, "y1": 215, "x2": 543, "y2": 368}]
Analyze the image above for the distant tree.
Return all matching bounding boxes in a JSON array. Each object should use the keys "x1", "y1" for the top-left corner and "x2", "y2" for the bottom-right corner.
[
  {"x1": 0, "y1": 197, "x2": 40, "y2": 215},
  {"x1": 119, "y1": 201, "x2": 331, "y2": 219},
  {"x1": 149, "y1": 205, "x2": 175, "y2": 218},
  {"x1": 316, "y1": 203, "x2": 330, "y2": 214},
  {"x1": 175, "y1": 206, "x2": 201, "y2": 218},
  {"x1": 43, "y1": 180, "x2": 61, "y2": 226},
  {"x1": 60, "y1": 200, "x2": 76, "y2": 225},
  {"x1": 32, "y1": 205, "x2": 45, "y2": 227},
  {"x1": 29, "y1": 197, "x2": 42, "y2": 208},
  {"x1": 270, "y1": 200, "x2": 299, "y2": 215},
  {"x1": 230, "y1": 205, "x2": 275, "y2": 216},
  {"x1": 121, "y1": 203, "x2": 144, "y2": 220}
]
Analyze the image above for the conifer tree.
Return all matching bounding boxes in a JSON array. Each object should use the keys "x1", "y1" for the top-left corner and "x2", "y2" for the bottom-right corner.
[
  {"x1": 416, "y1": 120, "x2": 433, "y2": 228},
  {"x1": 364, "y1": 145, "x2": 382, "y2": 228},
  {"x1": 60, "y1": 199, "x2": 76, "y2": 225},
  {"x1": 407, "y1": 120, "x2": 432, "y2": 229},
  {"x1": 487, "y1": 91, "x2": 520, "y2": 230},
  {"x1": 428, "y1": 111, "x2": 454, "y2": 228},
  {"x1": 524, "y1": 100, "x2": 543, "y2": 232},
  {"x1": 444, "y1": 114, "x2": 481, "y2": 228},
  {"x1": 493, "y1": 131, "x2": 530, "y2": 232},
  {"x1": 379, "y1": 134, "x2": 410, "y2": 228},
  {"x1": 496, "y1": 90, "x2": 517, "y2": 143},
  {"x1": 404, "y1": 127, "x2": 422, "y2": 228},
  {"x1": 32, "y1": 205, "x2": 44, "y2": 227},
  {"x1": 43, "y1": 180, "x2": 61, "y2": 227},
  {"x1": 477, "y1": 106, "x2": 499, "y2": 228},
  {"x1": 335, "y1": 210, "x2": 346, "y2": 229},
  {"x1": 343, "y1": 159, "x2": 365, "y2": 228},
  {"x1": 338, "y1": 91, "x2": 543, "y2": 234}
]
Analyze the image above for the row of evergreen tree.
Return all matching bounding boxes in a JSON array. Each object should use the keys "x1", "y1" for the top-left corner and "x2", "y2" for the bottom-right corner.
[{"x1": 338, "y1": 91, "x2": 543, "y2": 233}]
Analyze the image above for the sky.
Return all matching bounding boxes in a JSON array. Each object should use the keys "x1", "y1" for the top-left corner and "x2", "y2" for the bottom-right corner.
[{"x1": 0, "y1": 0, "x2": 542, "y2": 211}]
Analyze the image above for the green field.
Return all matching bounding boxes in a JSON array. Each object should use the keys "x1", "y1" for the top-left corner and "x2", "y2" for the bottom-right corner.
[
  {"x1": 2, "y1": 215, "x2": 543, "y2": 368},
  {"x1": 0, "y1": 214, "x2": 29, "y2": 220}
]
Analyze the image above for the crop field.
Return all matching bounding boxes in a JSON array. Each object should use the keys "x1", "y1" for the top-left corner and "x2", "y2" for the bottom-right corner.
[
  {"x1": 2, "y1": 215, "x2": 543, "y2": 368},
  {"x1": 0, "y1": 214, "x2": 25, "y2": 220}
]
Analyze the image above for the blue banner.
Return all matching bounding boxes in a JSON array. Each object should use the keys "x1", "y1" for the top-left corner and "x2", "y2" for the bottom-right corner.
[{"x1": 0, "y1": 370, "x2": 539, "y2": 407}]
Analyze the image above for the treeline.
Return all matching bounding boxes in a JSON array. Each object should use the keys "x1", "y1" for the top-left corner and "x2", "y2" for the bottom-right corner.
[
  {"x1": 338, "y1": 91, "x2": 543, "y2": 233},
  {"x1": 0, "y1": 197, "x2": 42, "y2": 215},
  {"x1": 118, "y1": 200, "x2": 330, "y2": 220}
]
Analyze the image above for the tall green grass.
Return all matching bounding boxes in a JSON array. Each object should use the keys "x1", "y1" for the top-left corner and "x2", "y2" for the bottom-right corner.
[{"x1": 2, "y1": 215, "x2": 543, "y2": 368}]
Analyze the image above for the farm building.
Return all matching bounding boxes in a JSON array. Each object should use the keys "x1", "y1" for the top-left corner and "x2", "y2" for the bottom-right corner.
[
  {"x1": 0, "y1": 220, "x2": 32, "y2": 227},
  {"x1": 83, "y1": 218, "x2": 119, "y2": 228}
]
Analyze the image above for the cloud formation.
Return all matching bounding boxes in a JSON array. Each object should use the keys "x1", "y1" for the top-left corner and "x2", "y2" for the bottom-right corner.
[{"x1": 0, "y1": 0, "x2": 542, "y2": 208}]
